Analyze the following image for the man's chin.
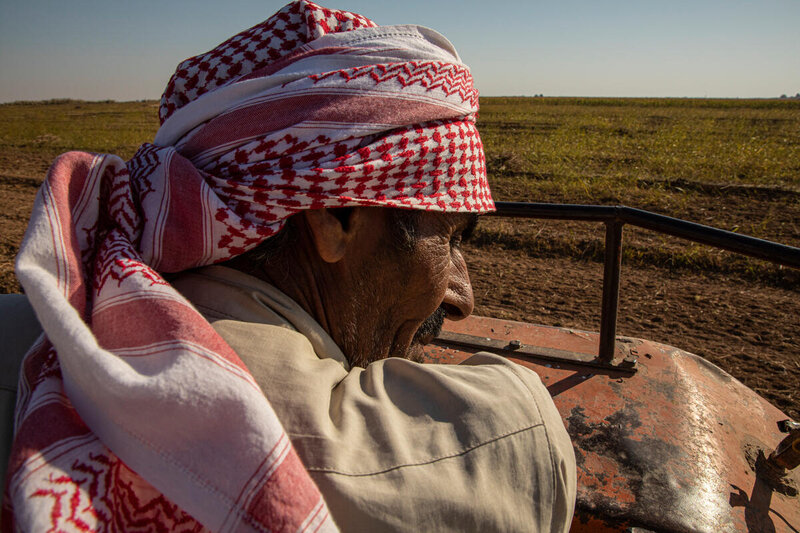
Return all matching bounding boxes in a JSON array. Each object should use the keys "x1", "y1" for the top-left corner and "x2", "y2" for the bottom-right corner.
[
  {"x1": 404, "y1": 342, "x2": 428, "y2": 364},
  {"x1": 348, "y1": 309, "x2": 444, "y2": 366},
  {"x1": 349, "y1": 336, "x2": 427, "y2": 367}
]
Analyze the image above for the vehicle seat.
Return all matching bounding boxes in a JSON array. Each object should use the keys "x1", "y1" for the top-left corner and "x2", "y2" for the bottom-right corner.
[{"x1": 0, "y1": 293, "x2": 43, "y2": 501}]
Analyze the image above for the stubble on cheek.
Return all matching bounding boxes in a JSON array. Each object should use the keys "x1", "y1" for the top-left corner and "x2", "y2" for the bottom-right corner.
[
  {"x1": 339, "y1": 283, "x2": 391, "y2": 368},
  {"x1": 341, "y1": 305, "x2": 446, "y2": 367},
  {"x1": 338, "y1": 247, "x2": 408, "y2": 368}
]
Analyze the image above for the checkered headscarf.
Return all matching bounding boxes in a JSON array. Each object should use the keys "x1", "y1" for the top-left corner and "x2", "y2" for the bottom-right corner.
[
  {"x1": 131, "y1": 0, "x2": 494, "y2": 268},
  {"x1": 6, "y1": 2, "x2": 491, "y2": 531}
]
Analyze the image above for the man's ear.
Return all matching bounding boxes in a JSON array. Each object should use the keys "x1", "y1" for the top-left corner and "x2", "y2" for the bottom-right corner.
[{"x1": 303, "y1": 208, "x2": 359, "y2": 263}]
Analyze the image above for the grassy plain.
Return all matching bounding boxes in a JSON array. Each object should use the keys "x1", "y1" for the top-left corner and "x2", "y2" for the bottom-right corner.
[
  {"x1": 1, "y1": 97, "x2": 799, "y2": 416},
  {"x1": 0, "y1": 99, "x2": 159, "y2": 178},
  {"x1": 481, "y1": 96, "x2": 800, "y2": 191},
  {"x1": 476, "y1": 97, "x2": 800, "y2": 284}
]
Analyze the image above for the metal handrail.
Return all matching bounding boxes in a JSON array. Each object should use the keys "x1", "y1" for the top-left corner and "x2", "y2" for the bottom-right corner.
[{"x1": 489, "y1": 201, "x2": 800, "y2": 363}]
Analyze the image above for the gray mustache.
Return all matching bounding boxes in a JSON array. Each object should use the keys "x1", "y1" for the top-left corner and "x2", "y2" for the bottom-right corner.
[{"x1": 413, "y1": 306, "x2": 447, "y2": 343}]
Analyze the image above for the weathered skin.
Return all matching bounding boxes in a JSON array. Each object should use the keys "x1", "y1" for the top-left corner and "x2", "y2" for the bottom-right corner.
[{"x1": 424, "y1": 315, "x2": 800, "y2": 533}]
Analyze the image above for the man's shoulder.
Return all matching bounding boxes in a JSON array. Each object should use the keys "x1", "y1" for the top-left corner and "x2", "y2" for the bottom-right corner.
[{"x1": 297, "y1": 353, "x2": 577, "y2": 532}]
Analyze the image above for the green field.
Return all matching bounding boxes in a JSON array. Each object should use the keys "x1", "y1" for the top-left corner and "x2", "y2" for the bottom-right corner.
[
  {"x1": 480, "y1": 96, "x2": 800, "y2": 203},
  {"x1": 3, "y1": 97, "x2": 798, "y2": 190},
  {"x1": 0, "y1": 99, "x2": 159, "y2": 177}
]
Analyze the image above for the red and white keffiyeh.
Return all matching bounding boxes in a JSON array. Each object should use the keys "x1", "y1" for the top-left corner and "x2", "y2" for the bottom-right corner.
[{"x1": 4, "y1": 1, "x2": 493, "y2": 531}]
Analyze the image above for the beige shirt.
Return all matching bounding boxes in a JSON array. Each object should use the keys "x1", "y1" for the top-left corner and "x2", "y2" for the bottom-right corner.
[{"x1": 172, "y1": 266, "x2": 576, "y2": 532}]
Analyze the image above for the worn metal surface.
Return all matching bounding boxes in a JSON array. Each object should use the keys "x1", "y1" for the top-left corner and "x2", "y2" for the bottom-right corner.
[
  {"x1": 425, "y1": 315, "x2": 800, "y2": 533},
  {"x1": 435, "y1": 330, "x2": 638, "y2": 372}
]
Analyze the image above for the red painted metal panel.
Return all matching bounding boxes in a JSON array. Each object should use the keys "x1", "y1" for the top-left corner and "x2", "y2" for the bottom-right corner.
[{"x1": 425, "y1": 315, "x2": 800, "y2": 533}]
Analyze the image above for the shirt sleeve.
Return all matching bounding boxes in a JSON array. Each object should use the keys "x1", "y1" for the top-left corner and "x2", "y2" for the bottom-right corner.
[
  {"x1": 460, "y1": 352, "x2": 577, "y2": 533},
  {"x1": 306, "y1": 351, "x2": 576, "y2": 533}
]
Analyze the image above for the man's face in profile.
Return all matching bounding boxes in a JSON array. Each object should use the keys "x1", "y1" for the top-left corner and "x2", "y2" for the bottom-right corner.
[{"x1": 339, "y1": 209, "x2": 478, "y2": 367}]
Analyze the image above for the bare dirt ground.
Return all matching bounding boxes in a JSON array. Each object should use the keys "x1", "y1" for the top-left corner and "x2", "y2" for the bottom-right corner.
[{"x1": 2, "y1": 160, "x2": 799, "y2": 420}]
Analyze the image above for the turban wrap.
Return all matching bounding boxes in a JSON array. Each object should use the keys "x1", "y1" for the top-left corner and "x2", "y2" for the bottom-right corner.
[{"x1": 4, "y1": 1, "x2": 493, "y2": 531}]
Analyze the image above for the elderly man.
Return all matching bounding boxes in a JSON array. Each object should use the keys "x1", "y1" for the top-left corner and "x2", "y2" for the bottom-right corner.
[{"x1": 2, "y1": 1, "x2": 575, "y2": 531}]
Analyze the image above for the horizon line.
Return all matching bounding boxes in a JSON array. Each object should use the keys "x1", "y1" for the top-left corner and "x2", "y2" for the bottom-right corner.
[{"x1": 3, "y1": 95, "x2": 800, "y2": 106}]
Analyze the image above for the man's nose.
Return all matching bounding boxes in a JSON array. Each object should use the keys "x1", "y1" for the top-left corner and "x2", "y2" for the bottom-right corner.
[{"x1": 442, "y1": 253, "x2": 474, "y2": 320}]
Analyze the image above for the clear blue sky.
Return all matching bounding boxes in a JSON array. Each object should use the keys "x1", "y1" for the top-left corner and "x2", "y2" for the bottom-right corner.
[{"x1": 1, "y1": 0, "x2": 798, "y2": 102}]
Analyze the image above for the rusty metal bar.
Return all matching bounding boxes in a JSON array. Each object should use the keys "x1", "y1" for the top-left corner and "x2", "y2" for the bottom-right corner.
[
  {"x1": 433, "y1": 330, "x2": 637, "y2": 373},
  {"x1": 491, "y1": 202, "x2": 800, "y2": 269},
  {"x1": 487, "y1": 201, "x2": 800, "y2": 364},
  {"x1": 599, "y1": 221, "x2": 623, "y2": 362}
]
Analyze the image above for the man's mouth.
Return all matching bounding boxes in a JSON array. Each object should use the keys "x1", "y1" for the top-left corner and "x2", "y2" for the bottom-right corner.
[{"x1": 412, "y1": 306, "x2": 447, "y2": 345}]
